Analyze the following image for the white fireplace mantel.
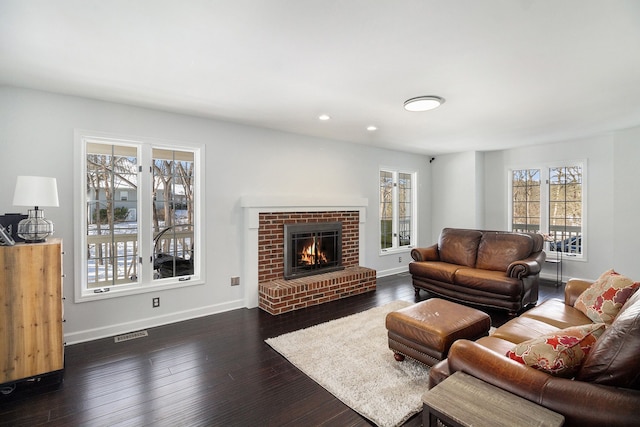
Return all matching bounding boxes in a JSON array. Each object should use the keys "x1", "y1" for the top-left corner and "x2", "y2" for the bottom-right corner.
[{"x1": 241, "y1": 195, "x2": 368, "y2": 308}]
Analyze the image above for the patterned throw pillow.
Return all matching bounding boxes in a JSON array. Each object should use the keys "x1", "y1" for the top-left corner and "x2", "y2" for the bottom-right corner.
[
  {"x1": 574, "y1": 269, "x2": 640, "y2": 324},
  {"x1": 506, "y1": 323, "x2": 606, "y2": 377}
]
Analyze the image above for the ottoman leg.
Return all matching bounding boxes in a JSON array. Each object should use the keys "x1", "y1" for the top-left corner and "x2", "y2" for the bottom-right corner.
[{"x1": 393, "y1": 352, "x2": 405, "y2": 362}]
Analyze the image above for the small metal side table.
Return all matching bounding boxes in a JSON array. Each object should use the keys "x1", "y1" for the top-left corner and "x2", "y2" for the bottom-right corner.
[
  {"x1": 545, "y1": 251, "x2": 563, "y2": 287},
  {"x1": 422, "y1": 371, "x2": 565, "y2": 427}
]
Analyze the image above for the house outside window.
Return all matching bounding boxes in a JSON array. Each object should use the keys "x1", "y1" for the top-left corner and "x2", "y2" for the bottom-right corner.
[
  {"x1": 380, "y1": 169, "x2": 416, "y2": 253},
  {"x1": 510, "y1": 163, "x2": 584, "y2": 259},
  {"x1": 74, "y1": 131, "x2": 204, "y2": 301}
]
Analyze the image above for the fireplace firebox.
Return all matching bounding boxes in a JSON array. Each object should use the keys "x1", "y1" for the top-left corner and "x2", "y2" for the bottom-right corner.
[{"x1": 284, "y1": 222, "x2": 343, "y2": 280}]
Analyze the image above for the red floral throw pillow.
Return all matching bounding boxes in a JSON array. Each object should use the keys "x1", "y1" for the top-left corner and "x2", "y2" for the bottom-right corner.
[
  {"x1": 506, "y1": 323, "x2": 606, "y2": 377},
  {"x1": 574, "y1": 269, "x2": 640, "y2": 324}
]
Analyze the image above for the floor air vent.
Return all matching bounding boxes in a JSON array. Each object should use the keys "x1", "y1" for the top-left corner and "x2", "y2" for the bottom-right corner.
[{"x1": 114, "y1": 330, "x2": 149, "y2": 343}]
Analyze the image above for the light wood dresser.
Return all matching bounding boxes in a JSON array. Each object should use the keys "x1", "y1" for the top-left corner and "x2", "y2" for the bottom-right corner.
[{"x1": 0, "y1": 239, "x2": 64, "y2": 389}]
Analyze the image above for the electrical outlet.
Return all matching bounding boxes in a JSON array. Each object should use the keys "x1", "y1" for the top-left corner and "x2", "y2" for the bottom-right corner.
[
  {"x1": 231, "y1": 276, "x2": 240, "y2": 286},
  {"x1": 398, "y1": 256, "x2": 402, "y2": 263},
  {"x1": 152, "y1": 297, "x2": 160, "y2": 308}
]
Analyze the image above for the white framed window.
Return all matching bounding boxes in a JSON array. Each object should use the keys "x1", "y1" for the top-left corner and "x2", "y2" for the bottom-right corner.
[
  {"x1": 510, "y1": 162, "x2": 585, "y2": 259},
  {"x1": 379, "y1": 168, "x2": 416, "y2": 253},
  {"x1": 74, "y1": 130, "x2": 204, "y2": 302}
]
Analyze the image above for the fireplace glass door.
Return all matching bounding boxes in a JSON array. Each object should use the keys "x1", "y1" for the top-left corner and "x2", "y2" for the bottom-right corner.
[{"x1": 284, "y1": 222, "x2": 343, "y2": 279}]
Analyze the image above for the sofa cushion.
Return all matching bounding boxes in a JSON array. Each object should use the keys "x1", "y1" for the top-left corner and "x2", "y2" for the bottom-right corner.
[
  {"x1": 453, "y1": 268, "x2": 521, "y2": 297},
  {"x1": 476, "y1": 232, "x2": 533, "y2": 271},
  {"x1": 576, "y1": 290, "x2": 640, "y2": 389},
  {"x1": 521, "y1": 298, "x2": 593, "y2": 329},
  {"x1": 438, "y1": 228, "x2": 482, "y2": 267},
  {"x1": 506, "y1": 323, "x2": 606, "y2": 377},
  {"x1": 574, "y1": 269, "x2": 640, "y2": 325},
  {"x1": 409, "y1": 261, "x2": 460, "y2": 284},
  {"x1": 492, "y1": 316, "x2": 563, "y2": 344}
]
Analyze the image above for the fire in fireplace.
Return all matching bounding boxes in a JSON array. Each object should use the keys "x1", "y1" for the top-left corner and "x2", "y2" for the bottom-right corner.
[{"x1": 284, "y1": 221, "x2": 344, "y2": 279}]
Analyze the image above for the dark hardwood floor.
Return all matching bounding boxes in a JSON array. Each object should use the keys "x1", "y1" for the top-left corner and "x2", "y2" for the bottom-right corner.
[{"x1": 0, "y1": 274, "x2": 563, "y2": 427}]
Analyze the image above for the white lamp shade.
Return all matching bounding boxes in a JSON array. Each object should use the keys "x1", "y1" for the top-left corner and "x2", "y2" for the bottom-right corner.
[{"x1": 13, "y1": 176, "x2": 60, "y2": 208}]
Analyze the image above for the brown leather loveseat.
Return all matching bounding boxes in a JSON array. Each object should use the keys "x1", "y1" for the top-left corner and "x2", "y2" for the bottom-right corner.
[
  {"x1": 410, "y1": 228, "x2": 545, "y2": 315},
  {"x1": 429, "y1": 276, "x2": 640, "y2": 426}
]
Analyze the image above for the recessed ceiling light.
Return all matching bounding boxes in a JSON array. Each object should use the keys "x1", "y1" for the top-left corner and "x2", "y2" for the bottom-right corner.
[
  {"x1": 404, "y1": 96, "x2": 445, "y2": 112},
  {"x1": 367, "y1": 125, "x2": 378, "y2": 131},
  {"x1": 318, "y1": 114, "x2": 331, "y2": 121}
]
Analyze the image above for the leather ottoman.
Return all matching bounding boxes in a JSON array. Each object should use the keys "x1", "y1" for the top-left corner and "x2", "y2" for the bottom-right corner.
[{"x1": 386, "y1": 298, "x2": 491, "y2": 366}]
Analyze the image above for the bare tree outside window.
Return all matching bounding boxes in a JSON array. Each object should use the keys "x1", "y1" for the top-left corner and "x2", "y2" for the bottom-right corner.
[
  {"x1": 80, "y1": 138, "x2": 199, "y2": 295},
  {"x1": 512, "y1": 169, "x2": 541, "y2": 233},
  {"x1": 549, "y1": 166, "x2": 582, "y2": 254},
  {"x1": 398, "y1": 173, "x2": 413, "y2": 246},
  {"x1": 380, "y1": 171, "x2": 394, "y2": 250},
  {"x1": 510, "y1": 165, "x2": 583, "y2": 256},
  {"x1": 380, "y1": 169, "x2": 415, "y2": 251},
  {"x1": 152, "y1": 149, "x2": 195, "y2": 280},
  {"x1": 86, "y1": 143, "x2": 139, "y2": 288}
]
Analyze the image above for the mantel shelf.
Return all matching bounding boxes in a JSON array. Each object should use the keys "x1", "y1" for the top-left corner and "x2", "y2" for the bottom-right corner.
[{"x1": 240, "y1": 195, "x2": 368, "y2": 209}]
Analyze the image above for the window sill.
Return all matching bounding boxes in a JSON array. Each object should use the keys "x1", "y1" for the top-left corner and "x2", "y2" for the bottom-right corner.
[
  {"x1": 559, "y1": 253, "x2": 586, "y2": 262},
  {"x1": 74, "y1": 276, "x2": 204, "y2": 303},
  {"x1": 379, "y1": 247, "x2": 413, "y2": 256}
]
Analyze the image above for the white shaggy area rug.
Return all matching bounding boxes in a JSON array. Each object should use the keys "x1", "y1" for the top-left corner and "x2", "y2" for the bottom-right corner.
[{"x1": 265, "y1": 300, "x2": 430, "y2": 427}]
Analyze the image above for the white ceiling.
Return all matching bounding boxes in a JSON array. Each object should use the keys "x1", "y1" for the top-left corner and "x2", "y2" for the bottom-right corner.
[{"x1": 1, "y1": 0, "x2": 640, "y2": 155}]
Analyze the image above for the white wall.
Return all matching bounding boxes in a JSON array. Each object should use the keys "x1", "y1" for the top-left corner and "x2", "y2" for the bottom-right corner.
[
  {"x1": 0, "y1": 86, "x2": 431, "y2": 343},
  {"x1": 430, "y1": 150, "x2": 484, "y2": 235},
  {"x1": 612, "y1": 127, "x2": 640, "y2": 278}
]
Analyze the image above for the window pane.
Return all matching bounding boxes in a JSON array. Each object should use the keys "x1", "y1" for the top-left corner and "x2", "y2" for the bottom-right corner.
[
  {"x1": 398, "y1": 173, "x2": 412, "y2": 247},
  {"x1": 549, "y1": 166, "x2": 582, "y2": 253},
  {"x1": 549, "y1": 202, "x2": 566, "y2": 218},
  {"x1": 380, "y1": 171, "x2": 394, "y2": 249},
  {"x1": 549, "y1": 184, "x2": 565, "y2": 200},
  {"x1": 511, "y1": 169, "x2": 540, "y2": 233},
  {"x1": 379, "y1": 170, "x2": 416, "y2": 250},
  {"x1": 153, "y1": 148, "x2": 196, "y2": 279},
  {"x1": 86, "y1": 142, "x2": 139, "y2": 289},
  {"x1": 566, "y1": 185, "x2": 582, "y2": 201},
  {"x1": 512, "y1": 186, "x2": 527, "y2": 202}
]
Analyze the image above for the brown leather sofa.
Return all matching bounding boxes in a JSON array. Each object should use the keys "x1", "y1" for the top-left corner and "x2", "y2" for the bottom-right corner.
[
  {"x1": 429, "y1": 278, "x2": 640, "y2": 426},
  {"x1": 410, "y1": 228, "x2": 545, "y2": 315}
]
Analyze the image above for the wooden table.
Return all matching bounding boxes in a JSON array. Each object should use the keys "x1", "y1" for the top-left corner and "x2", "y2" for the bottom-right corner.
[{"x1": 422, "y1": 372, "x2": 564, "y2": 427}]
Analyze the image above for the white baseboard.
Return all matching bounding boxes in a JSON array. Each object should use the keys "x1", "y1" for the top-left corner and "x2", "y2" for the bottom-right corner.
[
  {"x1": 64, "y1": 299, "x2": 245, "y2": 345},
  {"x1": 376, "y1": 266, "x2": 409, "y2": 278}
]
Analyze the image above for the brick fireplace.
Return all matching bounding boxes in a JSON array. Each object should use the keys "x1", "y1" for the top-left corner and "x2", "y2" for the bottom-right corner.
[
  {"x1": 241, "y1": 196, "x2": 376, "y2": 314},
  {"x1": 259, "y1": 211, "x2": 357, "y2": 282}
]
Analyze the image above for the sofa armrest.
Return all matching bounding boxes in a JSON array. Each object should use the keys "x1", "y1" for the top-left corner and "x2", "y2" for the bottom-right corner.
[
  {"x1": 447, "y1": 339, "x2": 550, "y2": 402},
  {"x1": 411, "y1": 244, "x2": 439, "y2": 262},
  {"x1": 506, "y1": 250, "x2": 545, "y2": 279},
  {"x1": 447, "y1": 339, "x2": 640, "y2": 427},
  {"x1": 565, "y1": 278, "x2": 593, "y2": 306}
]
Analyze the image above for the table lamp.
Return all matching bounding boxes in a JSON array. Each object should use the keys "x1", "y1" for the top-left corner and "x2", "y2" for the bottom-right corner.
[{"x1": 12, "y1": 176, "x2": 59, "y2": 243}]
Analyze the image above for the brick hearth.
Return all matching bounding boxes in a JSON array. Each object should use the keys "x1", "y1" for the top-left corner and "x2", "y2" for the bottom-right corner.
[
  {"x1": 259, "y1": 266, "x2": 376, "y2": 315},
  {"x1": 257, "y1": 210, "x2": 376, "y2": 314}
]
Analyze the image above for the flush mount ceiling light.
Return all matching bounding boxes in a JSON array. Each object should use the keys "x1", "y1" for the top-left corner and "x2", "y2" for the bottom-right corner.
[
  {"x1": 403, "y1": 96, "x2": 445, "y2": 112},
  {"x1": 318, "y1": 114, "x2": 331, "y2": 121}
]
